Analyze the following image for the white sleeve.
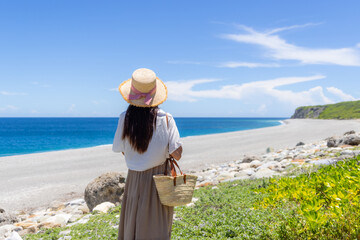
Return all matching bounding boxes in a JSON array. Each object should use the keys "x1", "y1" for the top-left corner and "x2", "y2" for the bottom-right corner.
[
  {"x1": 168, "y1": 114, "x2": 182, "y2": 154},
  {"x1": 112, "y1": 114, "x2": 125, "y2": 153}
]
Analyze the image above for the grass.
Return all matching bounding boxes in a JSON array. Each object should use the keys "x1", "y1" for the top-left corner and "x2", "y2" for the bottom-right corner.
[{"x1": 24, "y1": 156, "x2": 360, "y2": 239}]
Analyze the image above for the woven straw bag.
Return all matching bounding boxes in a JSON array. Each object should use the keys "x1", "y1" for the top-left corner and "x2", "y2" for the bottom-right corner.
[
  {"x1": 153, "y1": 112, "x2": 197, "y2": 207},
  {"x1": 153, "y1": 157, "x2": 197, "y2": 206}
]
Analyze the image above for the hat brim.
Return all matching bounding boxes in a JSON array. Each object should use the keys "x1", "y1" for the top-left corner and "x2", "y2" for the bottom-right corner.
[{"x1": 119, "y1": 78, "x2": 168, "y2": 107}]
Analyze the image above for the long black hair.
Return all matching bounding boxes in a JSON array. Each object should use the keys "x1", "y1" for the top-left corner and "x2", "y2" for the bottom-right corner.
[{"x1": 122, "y1": 105, "x2": 158, "y2": 154}]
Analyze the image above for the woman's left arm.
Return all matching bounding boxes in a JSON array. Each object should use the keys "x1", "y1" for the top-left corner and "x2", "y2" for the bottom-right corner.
[{"x1": 170, "y1": 146, "x2": 182, "y2": 161}]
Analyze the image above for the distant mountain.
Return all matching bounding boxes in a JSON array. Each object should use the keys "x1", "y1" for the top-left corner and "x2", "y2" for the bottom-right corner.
[{"x1": 291, "y1": 100, "x2": 360, "y2": 119}]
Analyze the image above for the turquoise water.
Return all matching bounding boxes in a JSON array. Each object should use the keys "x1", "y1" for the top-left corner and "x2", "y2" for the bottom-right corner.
[{"x1": 0, "y1": 117, "x2": 286, "y2": 157}]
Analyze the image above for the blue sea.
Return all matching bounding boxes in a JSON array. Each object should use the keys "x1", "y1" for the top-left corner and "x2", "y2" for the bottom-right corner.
[{"x1": 0, "y1": 117, "x2": 286, "y2": 157}]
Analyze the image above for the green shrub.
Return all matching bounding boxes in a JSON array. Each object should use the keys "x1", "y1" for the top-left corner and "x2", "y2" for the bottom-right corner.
[{"x1": 256, "y1": 155, "x2": 360, "y2": 239}]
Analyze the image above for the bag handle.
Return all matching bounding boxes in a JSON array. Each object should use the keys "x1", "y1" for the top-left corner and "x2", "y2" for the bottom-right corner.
[{"x1": 164, "y1": 113, "x2": 186, "y2": 186}]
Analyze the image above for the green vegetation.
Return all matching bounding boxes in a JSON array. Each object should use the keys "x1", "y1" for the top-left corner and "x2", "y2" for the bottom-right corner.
[
  {"x1": 24, "y1": 156, "x2": 360, "y2": 239},
  {"x1": 257, "y1": 155, "x2": 360, "y2": 239},
  {"x1": 294, "y1": 100, "x2": 360, "y2": 119}
]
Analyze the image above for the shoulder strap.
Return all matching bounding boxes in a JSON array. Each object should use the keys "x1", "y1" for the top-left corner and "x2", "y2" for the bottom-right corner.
[{"x1": 163, "y1": 113, "x2": 186, "y2": 183}]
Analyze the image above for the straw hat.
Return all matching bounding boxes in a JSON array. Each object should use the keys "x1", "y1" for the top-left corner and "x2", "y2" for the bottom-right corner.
[{"x1": 119, "y1": 68, "x2": 167, "y2": 107}]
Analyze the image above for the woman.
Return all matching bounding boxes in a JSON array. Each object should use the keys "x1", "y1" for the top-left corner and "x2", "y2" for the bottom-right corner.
[{"x1": 112, "y1": 68, "x2": 183, "y2": 240}]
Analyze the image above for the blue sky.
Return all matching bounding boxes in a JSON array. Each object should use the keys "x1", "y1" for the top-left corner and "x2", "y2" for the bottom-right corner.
[{"x1": 1, "y1": 0, "x2": 360, "y2": 117}]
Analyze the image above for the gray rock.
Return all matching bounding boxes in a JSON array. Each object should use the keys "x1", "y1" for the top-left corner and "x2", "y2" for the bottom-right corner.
[
  {"x1": 315, "y1": 151, "x2": 325, "y2": 157},
  {"x1": 84, "y1": 172, "x2": 126, "y2": 211},
  {"x1": 222, "y1": 176, "x2": 249, "y2": 183},
  {"x1": 344, "y1": 130, "x2": 356, "y2": 135},
  {"x1": 353, "y1": 150, "x2": 360, "y2": 156},
  {"x1": 5, "y1": 231, "x2": 23, "y2": 240},
  {"x1": 256, "y1": 161, "x2": 280, "y2": 171},
  {"x1": 250, "y1": 160, "x2": 263, "y2": 168},
  {"x1": 296, "y1": 142, "x2": 305, "y2": 146},
  {"x1": 216, "y1": 172, "x2": 235, "y2": 182},
  {"x1": 308, "y1": 158, "x2": 337, "y2": 166},
  {"x1": 66, "y1": 199, "x2": 85, "y2": 207},
  {"x1": 294, "y1": 153, "x2": 308, "y2": 160},
  {"x1": 234, "y1": 169, "x2": 254, "y2": 177},
  {"x1": 0, "y1": 225, "x2": 17, "y2": 239},
  {"x1": 327, "y1": 137, "x2": 339, "y2": 147},
  {"x1": 92, "y1": 202, "x2": 115, "y2": 213},
  {"x1": 342, "y1": 134, "x2": 360, "y2": 146},
  {"x1": 242, "y1": 155, "x2": 260, "y2": 163},
  {"x1": 251, "y1": 168, "x2": 279, "y2": 179},
  {"x1": 340, "y1": 150, "x2": 355, "y2": 156},
  {"x1": 0, "y1": 209, "x2": 18, "y2": 227},
  {"x1": 238, "y1": 163, "x2": 251, "y2": 170},
  {"x1": 279, "y1": 159, "x2": 291, "y2": 166}
]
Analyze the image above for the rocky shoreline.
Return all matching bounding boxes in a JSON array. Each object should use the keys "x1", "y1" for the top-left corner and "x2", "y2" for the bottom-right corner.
[{"x1": 1, "y1": 131, "x2": 360, "y2": 240}]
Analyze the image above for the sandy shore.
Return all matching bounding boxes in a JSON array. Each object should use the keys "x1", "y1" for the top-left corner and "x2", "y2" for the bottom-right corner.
[{"x1": 1, "y1": 118, "x2": 360, "y2": 212}]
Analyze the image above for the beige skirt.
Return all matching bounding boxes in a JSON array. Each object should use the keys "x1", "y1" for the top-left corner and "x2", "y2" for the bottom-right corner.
[{"x1": 118, "y1": 162, "x2": 174, "y2": 240}]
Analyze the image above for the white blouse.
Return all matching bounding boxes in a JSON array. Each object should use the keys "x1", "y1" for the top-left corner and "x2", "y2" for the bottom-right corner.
[{"x1": 112, "y1": 109, "x2": 182, "y2": 171}]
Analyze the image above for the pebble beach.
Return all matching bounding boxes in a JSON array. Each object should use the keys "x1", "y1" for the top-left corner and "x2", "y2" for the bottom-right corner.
[{"x1": 1, "y1": 118, "x2": 360, "y2": 238}]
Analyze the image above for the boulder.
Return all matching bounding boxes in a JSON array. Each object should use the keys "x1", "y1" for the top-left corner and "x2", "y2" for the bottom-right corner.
[
  {"x1": 296, "y1": 141, "x2": 305, "y2": 146},
  {"x1": 327, "y1": 137, "x2": 339, "y2": 147},
  {"x1": 93, "y1": 202, "x2": 116, "y2": 214},
  {"x1": 0, "y1": 209, "x2": 18, "y2": 226},
  {"x1": 342, "y1": 134, "x2": 360, "y2": 146},
  {"x1": 84, "y1": 172, "x2": 126, "y2": 211}
]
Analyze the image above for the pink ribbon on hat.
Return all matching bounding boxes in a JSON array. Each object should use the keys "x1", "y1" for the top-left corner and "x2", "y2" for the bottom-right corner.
[{"x1": 128, "y1": 85, "x2": 156, "y2": 105}]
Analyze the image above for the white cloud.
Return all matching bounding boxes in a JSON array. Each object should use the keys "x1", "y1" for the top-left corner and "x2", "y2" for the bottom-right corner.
[
  {"x1": 264, "y1": 22, "x2": 323, "y2": 35},
  {"x1": 1, "y1": 91, "x2": 27, "y2": 96},
  {"x1": 218, "y1": 62, "x2": 281, "y2": 68},
  {"x1": 165, "y1": 79, "x2": 219, "y2": 102},
  {"x1": 0, "y1": 105, "x2": 18, "y2": 111},
  {"x1": 222, "y1": 24, "x2": 360, "y2": 66},
  {"x1": 326, "y1": 87, "x2": 356, "y2": 101},
  {"x1": 166, "y1": 75, "x2": 335, "y2": 107}
]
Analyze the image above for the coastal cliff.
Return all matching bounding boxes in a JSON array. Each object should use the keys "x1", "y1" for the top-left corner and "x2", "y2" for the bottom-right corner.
[{"x1": 291, "y1": 100, "x2": 360, "y2": 119}]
